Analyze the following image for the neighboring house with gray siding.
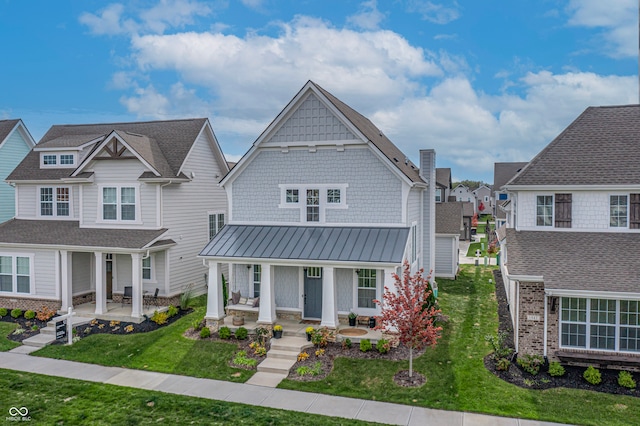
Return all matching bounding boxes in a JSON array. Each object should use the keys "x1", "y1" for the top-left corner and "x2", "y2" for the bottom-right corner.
[
  {"x1": 493, "y1": 162, "x2": 527, "y2": 228},
  {"x1": 200, "y1": 81, "x2": 436, "y2": 330},
  {"x1": 499, "y1": 105, "x2": 640, "y2": 365},
  {"x1": 435, "y1": 168, "x2": 451, "y2": 203},
  {"x1": 0, "y1": 119, "x2": 229, "y2": 320},
  {"x1": 434, "y1": 202, "x2": 462, "y2": 278},
  {"x1": 0, "y1": 119, "x2": 35, "y2": 223}
]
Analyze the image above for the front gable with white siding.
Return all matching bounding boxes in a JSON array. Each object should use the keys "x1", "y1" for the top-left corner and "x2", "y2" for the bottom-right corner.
[{"x1": 201, "y1": 81, "x2": 436, "y2": 331}]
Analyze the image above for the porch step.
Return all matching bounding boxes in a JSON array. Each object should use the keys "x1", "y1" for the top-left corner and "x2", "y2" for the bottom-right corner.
[
  {"x1": 22, "y1": 333, "x2": 57, "y2": 348},
  {"x1": 270, "y1": 336, "x2": 313, "y2": 352},
  {"x1": 257, "y1": 357, "x2": 296, "y2": 374},
  {"x1": 267, "y1": 349, "x2": 299, "y2": 361}
]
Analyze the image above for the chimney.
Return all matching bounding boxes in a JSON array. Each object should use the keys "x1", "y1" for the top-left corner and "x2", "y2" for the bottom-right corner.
[{"x1": 419, "y1": 149, "x2": 436, "y2": 289}]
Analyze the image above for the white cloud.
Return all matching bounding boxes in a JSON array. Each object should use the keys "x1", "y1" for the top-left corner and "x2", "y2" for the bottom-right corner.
[
  {"x1": 406, "y1": 0, "x2": 460, "y2": 25},
  {"x1": 347, "y1": 0, "x2": 386, "y2": 30},
  {"x1": 80, "y1": 0, "x2": 212, "y2": 35},
  {"x1": 240, "y1": 0, "x2": 264, "y2": 11},
  {"x1": 566, "y1": 0, "x2": 637, "y2": 58},
  {"x1": 119, "y1": 85, "x2": 170, "y2": 117}
]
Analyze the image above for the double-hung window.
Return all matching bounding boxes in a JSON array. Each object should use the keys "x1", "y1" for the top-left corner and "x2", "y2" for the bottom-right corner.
[
  {"x1": 435, "y1": 188, "x2": 442, "y2": 202},
  {"x1": 208, "y1": 213, "x2": 225, "y2": 240},
  {"x1": 102, "y1": 186, "x2": 136, "y2": 221},
  {"x1": 306, "y1": 189, "x2": 320, "y2": 222},
  {"x1": 0, "y1": 255, "x2": 31, "y2": 294},
  {"x1": 536, "y1": 195, "x2": 553, "y2": 226},
  {"x1": 357, "y1": 269, "x2": 377, "y2": 309},
  {"x1": 253, "y1": 265, "x2": 261, "y2": 297},
  {"x1": 610, "y1": 195, "x2": 628, "y2": 227},
  {"x1": 40, "y1": 187, "x2": 70, "y2": 217},
  {"x1": 142, "y1": 256, "x2": 152, "y2": 280}
]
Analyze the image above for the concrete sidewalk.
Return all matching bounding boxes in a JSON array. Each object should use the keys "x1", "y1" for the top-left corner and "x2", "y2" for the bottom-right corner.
[{"x1": 0, "y1": 350, "x2": 568, "y2": 426}]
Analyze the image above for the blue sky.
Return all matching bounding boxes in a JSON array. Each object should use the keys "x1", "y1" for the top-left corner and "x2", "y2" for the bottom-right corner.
[{"x1": 0, "y1": 0, "x2": 637, "y2": 182}]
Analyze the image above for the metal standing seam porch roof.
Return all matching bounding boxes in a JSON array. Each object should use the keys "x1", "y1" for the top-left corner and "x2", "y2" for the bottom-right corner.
[{"x1": 199, "y1": 225, "x2": 410, "y2": 264}]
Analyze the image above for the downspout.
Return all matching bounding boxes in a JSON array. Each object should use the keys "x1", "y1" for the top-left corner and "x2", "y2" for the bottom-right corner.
[
  {"x1": 515, "y1": 281, "x2": 520, "y2": 353},
  {"x1": 543, "y1": 292, "x2": 548, "y2": 358}
]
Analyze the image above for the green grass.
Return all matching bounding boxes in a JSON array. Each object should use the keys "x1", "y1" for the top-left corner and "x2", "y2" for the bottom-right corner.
[
  {"x1": 0, "y1": 369, "x2": 378, "y2": 425},
  {"x1": 0, "y1": 322, "x2": 21, "y2": 351},
  {"x1": 279, "y1": 266, "x2": 640, "y2": 426},
  {"x1": 35, "y1": 296, "x2": 254, "y2": 382},
  {"x1": 466, "y1": 238, "x2": 497, "y2": 258}
]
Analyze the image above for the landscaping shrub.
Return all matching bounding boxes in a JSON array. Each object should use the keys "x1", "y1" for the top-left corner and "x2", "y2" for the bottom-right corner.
[
  {"x1": 150, "y1": 311, "x2": 168, "y2": 325},
  {"x1": 548, "y1": 362, "x2": 566, "y2": 377},
  {"x1": 315, "y1": 348, "x2": 325, "y2": 357},
  {"x1": 0, "y1": 308, "x2": 7, "y2": 317},
  {"x1": 218, "y1": 326, "x2": 231, "y2": 339},
  {"x1": 249, "y1": 341, "x2": 266, "y2": 357},
  {"x1": 36, "y1": 306, "x2": 56, "y2": 322},
  {"x1": 235, "y1": 327, "x2": 248, "y2": 340},
  {"x1": 311, "y1": 327, "x2": 333, "y2": 347},
  {"x1": 233, "y1": 351, "x2": 257, "y2": 367},
  {"x1": 359, "y1": 339, "x2": 372, "y2": 352},
  {"x1": 24, "y1": 310, "x2": 36, "y2": 320},
  {"x1": 496, "y1": 358, "x2": 510, "y2": 371},
  {"x1": 583, "y1": 366, "x2": 602, "y2": 385},
  {"x1": 192, "y1": 318, "x2": 203, "y2": 331},
  {"x1": 10, "y1": 309, "x2": 22, "y2": 319},
  {"x1": 180, "y1": 284, "x2": 194, "y2": 309},
  {"x1": 199, "y1": 327, "x2": 211, "y2": 339},
  {"x1": 342, "y1": 338, "x2": 352, "y2": 349},
  {"x1": 376, "y1": 338, "x2": 391, "y2": 354},
  {"x1": 297, "y1": 352, "x2": 309, "y2": 362},
  {"x1": 516, "y1": 354, "x2": 544, "y2": 376},
  {"x1": 167, "y1": 305, "x2": 179, "y2": 317},
  {"x1": 618, "y1": 371, "x2": 636, "y2": 389},
  {"x1": 484, "y1": 332, "x2": 513, "y2": 360},
  {"x1": 296, "y1": 361, "x2": 322, "y2": 377}
]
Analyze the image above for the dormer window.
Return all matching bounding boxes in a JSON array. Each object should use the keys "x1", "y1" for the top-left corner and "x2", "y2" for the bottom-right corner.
[
  {"x1": 43, "y1": 155, "x2": 57, "y2": 165},
  {"x1": 60, "y1": 154, "x2": 74, "y2": 165},
  {"x1": 40, "y1": 153, "x2": 76, "y2": 168}
]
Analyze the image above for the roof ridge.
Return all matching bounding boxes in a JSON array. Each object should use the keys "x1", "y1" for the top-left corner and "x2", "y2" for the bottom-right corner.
[{"x1": 50, "y1": 117, "x2": 208, "y2": 129}]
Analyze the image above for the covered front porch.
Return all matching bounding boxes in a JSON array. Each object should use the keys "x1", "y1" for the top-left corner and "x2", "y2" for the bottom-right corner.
[
  {"x1": 74, "y1": 300, "x2": 169, "y2": 324},
  {"x1": 200, "y1": 224, "x2": 411, "y2": 330}
]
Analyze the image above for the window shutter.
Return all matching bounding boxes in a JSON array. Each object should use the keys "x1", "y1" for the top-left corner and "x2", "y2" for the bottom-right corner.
[
  {"x1": 554, "y1": 193, "x2": 572, "y2": 228},
  {"x1": 630, "y1": 194, "x2": 640, "y2": 229}
]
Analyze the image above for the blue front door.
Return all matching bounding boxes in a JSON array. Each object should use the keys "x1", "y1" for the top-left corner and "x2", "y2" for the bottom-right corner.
[{"x1": 303, "y1": 267, "x2": 322, "y2": 319}]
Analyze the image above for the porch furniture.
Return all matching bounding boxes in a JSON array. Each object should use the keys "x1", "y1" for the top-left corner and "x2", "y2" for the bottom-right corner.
[
  {"x1": 144, "y1": 288, "x2": 160, "y2": 308},
  {"x1": 122, "y1": 286, "x2": 132, "y2": 307}
]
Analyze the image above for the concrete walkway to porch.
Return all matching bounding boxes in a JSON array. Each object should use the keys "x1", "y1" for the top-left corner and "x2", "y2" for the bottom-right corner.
[{"x1": 0, "y1": 350, "x2": 569, "y2": 426}]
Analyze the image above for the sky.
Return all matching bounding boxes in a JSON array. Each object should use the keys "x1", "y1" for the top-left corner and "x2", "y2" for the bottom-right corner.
[{"x1": 0, "y1": 0, "x2": 637, "y2": 183}]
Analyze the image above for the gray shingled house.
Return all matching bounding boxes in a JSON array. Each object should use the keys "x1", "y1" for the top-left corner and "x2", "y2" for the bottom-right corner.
[
  {"x1": 499, "y1": 104, "x2": 640, "y2": 365},
  {"x1": 0, "y1": 119, "x2": 229, "y2": 321},
  {"x1": 434, "y1": 202, "x2": 463, "y2": 278},
  {"x1": 199, "y1": 81, "x2": 437, "y2": 330}
]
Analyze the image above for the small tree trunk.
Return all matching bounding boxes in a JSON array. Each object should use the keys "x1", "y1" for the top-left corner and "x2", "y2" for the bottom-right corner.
[{"x1": 409, "y1": 347, "x2": 413, "y2": 377}]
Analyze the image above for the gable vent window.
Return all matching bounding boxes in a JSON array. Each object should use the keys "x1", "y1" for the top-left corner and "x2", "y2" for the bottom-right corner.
[{"x1": 554, "y1": 193, "x2": 572, "y2": 228}]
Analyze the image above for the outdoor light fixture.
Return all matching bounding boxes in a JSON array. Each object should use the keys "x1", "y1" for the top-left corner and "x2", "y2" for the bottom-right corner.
[
  {"x1": 247, "y1": 265, "x2": 251, "y2": 269},
  {"x1": 355, "y1": 269, "x2": 361, "y2": 274}
]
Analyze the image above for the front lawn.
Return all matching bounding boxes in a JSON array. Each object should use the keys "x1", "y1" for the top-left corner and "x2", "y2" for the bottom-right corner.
[
  {"x1": 0, "y1": 369, "x2": 376, "y2": 425},
  {"x1": 0, "y1": 322, "x2": 20, "y2": 351},
  {"x1": 466, "y1": 238, "x2": 497, "y2": 258},
  {"x1": 279, "y1": 266, "x2": 640, "y2": 426},
  {"x1": 35, "y1": 296, "x2": 254, "y2": 382}
]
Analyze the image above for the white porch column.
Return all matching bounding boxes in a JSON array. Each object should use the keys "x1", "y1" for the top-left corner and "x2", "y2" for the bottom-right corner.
[
  {"x1": 320, "y1": 267, "x2": 338, "y2": 328},
  {"x1": 205, "y1": 261, "x2": 224, "y2": 320},
  {"x1": 257, "y1": 264, "x2": 276, "y2": 324},
  {"x1": 131, "y1": 253, "x2": 143, "y2": 319},
  {"x1": 60, "y1": 250, "x2": 72, "y2": 311},
  {"x1": 94, "y1": 251, "x2": 106, "y2": 315}
]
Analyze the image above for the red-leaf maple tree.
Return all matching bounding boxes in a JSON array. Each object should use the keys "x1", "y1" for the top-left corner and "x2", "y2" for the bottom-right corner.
[{"x1": 373, "y1": 261, "x2": 442, "y2": 377}]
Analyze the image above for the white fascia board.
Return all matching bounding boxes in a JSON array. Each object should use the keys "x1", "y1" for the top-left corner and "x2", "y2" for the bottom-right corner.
[
  {"x1": 0, "y1": 242, "x2": 153, "y2": 254},
  {"x1": 506, "y1": 185, "x2": 640, "y2": 191},
  {"x1": 16, "y1": 121, "x2": 36, "y2": 147},
  {"x1": 71, "y1": 132, "x2": 160, "y2": 177},
  {"x1": 504, "y1": 268, "x2": 544, "y2": 282},
  {"x1": 544, "y1": 288, "x2": 640, "y2": 299},
  {"x1": 219, "y1": 144, "x2": 259, "y2": 187},
  {"x1": 177, "y1": 120, "x2": 229, "y2": 177},
  {"x1": 196, "y1": 255, "x2": 399, "y2": 269}
]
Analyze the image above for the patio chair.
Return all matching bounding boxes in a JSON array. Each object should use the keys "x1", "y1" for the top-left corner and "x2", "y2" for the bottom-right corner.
[
  {"x1": 144, "y1": 288, "x2": 160, "y2": 308},
  {"x1": 122, "y1": 286, "x2": 132, "y2": 307}
]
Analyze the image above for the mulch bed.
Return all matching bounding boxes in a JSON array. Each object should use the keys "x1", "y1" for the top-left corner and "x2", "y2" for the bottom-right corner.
[
  {"x1": 488, "y1": 270, "x2": 640, "y2": 398},
  {"x1": 1, "y1": 314, "x2": 57, "y2": 343},
  {"x1": 287, "y1": 340, "x2": 426, "y2": 385}
]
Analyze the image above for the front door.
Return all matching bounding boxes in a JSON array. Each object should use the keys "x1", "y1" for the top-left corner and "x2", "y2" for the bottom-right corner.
[
  {"x1": 303, "y1": 267, "x2": 322, "y2": 319},
  {"x1": 105, "y1": 254, "x2": 113, "y2": 300}
]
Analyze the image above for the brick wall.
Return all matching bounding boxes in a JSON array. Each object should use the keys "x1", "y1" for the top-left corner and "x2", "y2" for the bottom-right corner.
[
  {"x1": 0, "y1": 296, "x2": 61, "y2": 312},
  {"x1": 518, "y1": 282, "x2": 546, "y2": 356}
]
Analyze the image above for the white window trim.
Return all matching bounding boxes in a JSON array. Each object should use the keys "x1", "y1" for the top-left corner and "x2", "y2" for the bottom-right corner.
[
  {"x1": 559, "y1": 297, "x2": 640, "y2": 354},
  {"x1": 435, "y1": 188, "x2": 442, "y2": 203},
  {"x1": 39, "y1": 153, "x2": 77, "y2": 168},
  {"x1": 410, "y1": 222, "x2": 418, "y2": 266},
  {"x1": 353, "y1": 268, "x2": 379, "y2": 316},
  {"x1": 97, "y1": 184, "x2": 142, "y2": 224},
  {"x1": 253, "y1": 264, "x2": 261, "y2": 298},
  {"x1": 535, "y1": 194, "x2": 554, "y2": 227},
  {"x1": 37, "y1": 186, "x2": 73, "y2": 219},
  {"x1": 609, "y1": 194, "x2": 629, "y2": 229},
  {"x1": 142, "y1": 254, "x2": 155, "y2": 283},
  {"x1": 0, "y1": 253, "x2": 34, "y2": 295},
  {"x1": 208, "y1": 211, "x2": 226, "y2": 240},
  {"x1": 278, "y1": 184, "x2": 348, "y2": 223}
]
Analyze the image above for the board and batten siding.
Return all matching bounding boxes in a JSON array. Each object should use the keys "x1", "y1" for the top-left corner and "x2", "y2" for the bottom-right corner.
[
  {"x1": 0, "y1": 130, "x2": 32, "y2": 223},
  {"x1": 274, "y1": 266, "x2": 299, "y2": 308},
  {"x1": 434, "y1": 236, "x2": 456, "y2": 278},
  {"x1": 231, "y1": 147, "x2": 403, "y2": 224},
  {"x1": 82, "y1": 159, "x2": 158, "y2": 228},
  {"x1": 162, "y1": 131, "x2": 228, "y2": 296},
  {"x1": 336, "y1": 268, "x2": 353, "y2": 312},
  {"x1": 72, "y1": 252, "x2": 92, "y2": 294}
]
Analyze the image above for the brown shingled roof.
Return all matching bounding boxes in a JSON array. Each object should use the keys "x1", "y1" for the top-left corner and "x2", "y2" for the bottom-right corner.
[
  {"x1": 436, "y1": 203, "x2": 462, "y2": 235},
  {"x1": 7, "y1": 118, "x2": 209, "y2": 181},
  {"x1": 0, "y1": 219, "x2": 173, "y2": 249},
  {"x1": 505, "y1": 228, "x2": 640, "y2": 293},
  {"x1": 0, "y1": 119, "x2": 20, "y2": 144},
  {"x1": 507, "y1": 105, "x2": 640, "y2": 186}
]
